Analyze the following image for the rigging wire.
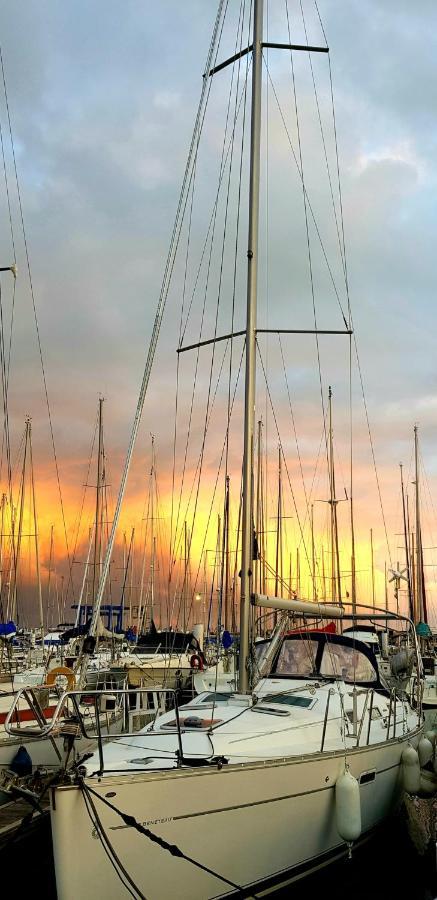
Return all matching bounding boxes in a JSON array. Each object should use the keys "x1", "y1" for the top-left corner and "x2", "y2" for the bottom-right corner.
[
  {"x1": 261, "y1": 55, "x2": 348, "y2": 329},
  {"x1": 87, "y1": 0, "x2": 230, "y2": 642},
  {"x1": 353, "y1": 336, "x2": 393, "y2": 571},
  {"x1": 257, "y1": 340, "x2": 314, "y2": 580},
  {"x1": 0, "y1": 112, "x2": 16, "y2": 496},
  {"x1": 170, "y1": 17, "x2": 251, "y2": 584},
  {"x1": 81, "y1": 783, "x2": 146, "y2": 900},
  {"x1": 168, "y1": 0, "x2": 235, "y2": 586},
  {"x1": 278, "y1": 333, "x2": 309, "y2": 509},
  {"x1": 65, "y1": 407, "x2": 99, "y2": 607},
  {"x1": 299, "y1": 0, "x2": 348, "y2": 282},
  {"x1": 175, "y1": 22, "x2": 250, "y2": 636},
  {"x1": 284, "y1": 1, "x2": 328, "y2": 472},
  {"x1": 0, "y1": 47, "x2": 76, "y2": 602},
  {"x1": 312, "y1": 0, "x2": 393, "y2": 581},
  {"x1": 81, "y1": 781, "x2": 250, "y2": 896},
  {"x1": 168, "y1": 339, "x2": 243, "y2": 636},
  {"x1": 183, "y1": 344, "x2": 245, "y2": 631}
]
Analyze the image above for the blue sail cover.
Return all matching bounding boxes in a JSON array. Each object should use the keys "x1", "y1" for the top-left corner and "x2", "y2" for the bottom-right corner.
[{"x1": 0, "y1": 621, "x2": 17, "y2": 640}]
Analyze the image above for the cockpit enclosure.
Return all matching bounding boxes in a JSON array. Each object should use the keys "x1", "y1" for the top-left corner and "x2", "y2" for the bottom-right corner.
[{"x1": 271, "y1": 633, "x2": 380, "y2": 687}]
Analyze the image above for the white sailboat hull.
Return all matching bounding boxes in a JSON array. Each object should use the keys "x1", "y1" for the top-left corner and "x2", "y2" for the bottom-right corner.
[
  {"x1": 112, "y1": 657, "x2": 192, "y2": 689},
  {"x1": 50, "y1": 728, "x2": 420, "y2": 899}
]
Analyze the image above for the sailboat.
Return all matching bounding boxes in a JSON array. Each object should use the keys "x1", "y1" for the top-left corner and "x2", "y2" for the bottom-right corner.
[
  {"x1": 11, "y1": 1, "x2": 424, "y2": 894},
  {"x1": 0, "y1": 404, "x2": 125, "y2": 800},
  {"x1": 405, "y1": 426, "x2": 437, "y2": 726},
  {"x1": 109, "y1": 438, "x2": 201, "y2": 691}
]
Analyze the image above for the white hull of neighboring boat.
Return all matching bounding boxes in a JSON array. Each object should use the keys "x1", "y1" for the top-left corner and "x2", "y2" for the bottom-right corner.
[
  {"x1": 112, "y1": 657, "x2": 191, "y2": 689},
  {"x1": 407, "y1": 672, "x2": 437, "y2": 728},
  {"x1": 0, "y1": 701, "x2": 125, "y2": 767},
  {"x1": 421, "y1": 673, "x2": 437, "y2": 729},
  {"x1": 0, "y1": 732, "x2": 84, "y2": 807},
  {"x1": 51, "y1": 729, "x2": 421, "y2": 900},
  {"x1": 0, "y1": 695, "x2": 124, "y2": 806},
  {"x1": 1, "y1": 732, "x2": 68, "y2": 770}
]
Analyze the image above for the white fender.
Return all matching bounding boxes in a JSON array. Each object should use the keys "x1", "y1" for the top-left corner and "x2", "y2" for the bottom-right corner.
[
  {"x1": 418, "y1": 736, "x2": 433, "y2": 767},
  {"x1": 335, "y1": 768, "x2": 361, "y2": 843},
  {"x1": 402, "y1": 745, "x2": 420, "y2": 794}
]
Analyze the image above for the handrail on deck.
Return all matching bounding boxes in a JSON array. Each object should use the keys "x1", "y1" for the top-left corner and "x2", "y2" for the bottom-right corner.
[{"x1": 4, "y1": 686, "x2": 181, "y2": 752}]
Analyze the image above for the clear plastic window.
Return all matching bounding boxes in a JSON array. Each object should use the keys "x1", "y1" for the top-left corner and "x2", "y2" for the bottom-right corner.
[
  {"x1": 320, "y1": 643, "x2": 376, "y2": 683},
  {"x1": 275, "y1": 639, "x2": 317, "y2": 676}
]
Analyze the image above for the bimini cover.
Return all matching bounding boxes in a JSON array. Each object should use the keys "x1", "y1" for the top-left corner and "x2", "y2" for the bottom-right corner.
[
  {"x1": 0, "y1": 620, "x2": 16, "y2": 640},
  {"x1": 44, "y1": 631, "x2": 64, "y2": 645}
]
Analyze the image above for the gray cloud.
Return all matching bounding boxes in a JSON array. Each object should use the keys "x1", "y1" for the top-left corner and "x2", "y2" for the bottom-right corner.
[{"x1": 0, "y1": 2, "x2": 436, "y2": 623}]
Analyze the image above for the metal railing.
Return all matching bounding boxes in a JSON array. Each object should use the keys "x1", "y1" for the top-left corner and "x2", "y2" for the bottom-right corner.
[{"x1": 4, "y1": 686, "x2": 183, "y2": 770}]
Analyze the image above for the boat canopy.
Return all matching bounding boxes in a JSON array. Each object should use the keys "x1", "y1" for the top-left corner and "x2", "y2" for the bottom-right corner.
[{"x1": 270, "y1": 632, "x2": 380, "y2": 687}]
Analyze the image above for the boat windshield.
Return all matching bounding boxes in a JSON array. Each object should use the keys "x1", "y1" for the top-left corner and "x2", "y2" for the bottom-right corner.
[
  {"x1": 275, "y1": 638, "x2": 318, "y2": 677},
  {"x1": 273, "y1": 636, "x2": 378, "y2": 683},
  {"x1": 319, "y1": 642, "x2": 376, "y2": 683}
]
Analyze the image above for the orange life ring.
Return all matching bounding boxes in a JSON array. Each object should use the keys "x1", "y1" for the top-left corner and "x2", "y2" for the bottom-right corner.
[
  {"x1": 190, "y1": 653, "x2": 204, "y2": 671},
  {"x1": 45, "y1": 665, "x2": 76, "y2": 691}
]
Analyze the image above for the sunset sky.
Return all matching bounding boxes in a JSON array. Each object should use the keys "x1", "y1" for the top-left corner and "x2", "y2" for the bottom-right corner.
[{"x1": 0, "y1": 1, "x2": 436, "y2": 629}]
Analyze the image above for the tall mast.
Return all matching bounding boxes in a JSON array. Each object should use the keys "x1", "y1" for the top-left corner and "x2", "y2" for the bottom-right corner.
[
  {"x1": 47, "y1": 524, "x2": 54, "y2": 628},
  {"x1": 328, "y1": 387, "x2": 341, "y2": 604},
  {"x1": 0, "y1": 493, "x2": 6, "y2": 605},
  {"x1": 91, "y1": 397, "x2": 104, "y2": 606},
  {"x1": 274, "y1": 445, "x2": 282, "y2": 598},
  {"x1": 150, "y1": 435, "x2": 155, "y2": 627},
  {"x1": 414, "y1": 425, "x2": 425, "y2": 623},
  {"x1": 28, "y1": 419, "x2": 44, "y2": 638},
  {"x1": 411, "y1": 530, "x2": 416, "y2": 621},
  {"x1": 150, "y1": 535, "x2": 156, "y2": 627},
  {"x1": 400, "y1": 462, "x2": 414, "y2": 619},
  {"x1": 219, "y1": 476, "x2": 231, "y2": 634},
  {"x1": 322, "y1": 545, "x2": 327, "y2": 599},
  {"x1": 239, "y1": 0, "x2": 263, "y2": 692},
  {"x1": 370, "y1": 527, "x2": 375, "y2": 612},
  {"x1": 10, "y1": 418, "x2": 30, "y2": 623},
  {"x1": 75, "y1": 526, "x2": 94, "y2": 628},
  {"x1": 273, "y1": 445, "x2": 283, "y2": 627},
  {"x1": 255, "y1": 419, "x2": 263, "y2": 596},
  {"x1": 311, "y1": 503, "x2": 317, "y2": 601},
  {"x1": 224, "y1": 475, "x2": 230, "y2": 632},
  {"x1": 350, "y1": 482, "x2": 357, "y2": 614},
  {"x1": 183, "y1": 520, "x2": 188, "y2": 633},
  {"x1": 215, "y1": 514, "x2": 221, "y2": 633},
  {"x1": 138, "y1": 436, "x2": 155, "y2": 635},
  {"x1": 129, "y1": 529, "x2": 135, "y2": 626}
]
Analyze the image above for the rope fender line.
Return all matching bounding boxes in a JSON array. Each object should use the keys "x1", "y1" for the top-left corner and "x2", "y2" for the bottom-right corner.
[{"x1": 80, "y1": 780, "x2": 256, "y2": 897}]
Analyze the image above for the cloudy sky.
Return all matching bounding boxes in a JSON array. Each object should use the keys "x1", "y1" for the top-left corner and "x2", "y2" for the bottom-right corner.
[{"x1": 0, "y1": 1, "x2": 436, "y2": 626}]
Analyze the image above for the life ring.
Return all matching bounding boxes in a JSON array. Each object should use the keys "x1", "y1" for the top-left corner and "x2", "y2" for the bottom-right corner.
[
  {"x1": 190, "y1": 653, "x2": 204, "y2": 671},
  {"x1": 45, "y1": 666, "x2": 76, "y2": 691}
]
